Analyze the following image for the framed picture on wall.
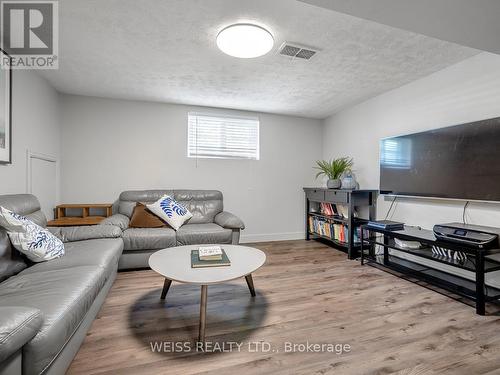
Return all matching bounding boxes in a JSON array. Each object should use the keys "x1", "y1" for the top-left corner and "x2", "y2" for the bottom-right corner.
[{"x1": 0, "y1": 49, "x2": 12, "y2": 164}]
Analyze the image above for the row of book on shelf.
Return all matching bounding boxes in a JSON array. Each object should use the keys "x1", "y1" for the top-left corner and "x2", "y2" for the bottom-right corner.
[
  {"x1": 317, "y1": 202, "x2": 357, "y2": 219},
  {"x1": 308, "y1": 216, "x2": 367, "y2": 244}
]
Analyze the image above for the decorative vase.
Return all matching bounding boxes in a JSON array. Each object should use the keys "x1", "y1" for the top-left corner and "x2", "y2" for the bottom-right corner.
[
  {"x1": 341, "y1": 171, "x2": 358, "y2": 190},
  {"x1": 327, "y1": 179, "x2": 341, "y2": 189}
]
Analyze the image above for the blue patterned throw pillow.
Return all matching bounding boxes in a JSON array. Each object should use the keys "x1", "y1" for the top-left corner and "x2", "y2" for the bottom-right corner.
[
  {"x1": 0, "y1": 206, "x2": 65, "y2": 262},
  {"x1": 147, "y1": 195, "x2": 193, "y2": 230}
]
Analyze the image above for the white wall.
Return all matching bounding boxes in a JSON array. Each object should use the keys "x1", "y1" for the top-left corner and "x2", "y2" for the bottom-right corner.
[
  {"x1": 0, "y1": 71, "x2": 61, "y2": 199},
  {"x1": 6, "y1": 52, "x2": 500, "y2": 239},
  {"x1": 59, "y1": 95, "x2": 322, "y2": 242},
  {"x1": 323, "y1": 52, "x2": 500, "y2": 229}
]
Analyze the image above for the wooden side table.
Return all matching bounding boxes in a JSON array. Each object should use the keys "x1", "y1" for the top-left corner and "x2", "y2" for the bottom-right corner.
[{"x1": 47, "y1": 204, "x2": 113, "y2": 227}]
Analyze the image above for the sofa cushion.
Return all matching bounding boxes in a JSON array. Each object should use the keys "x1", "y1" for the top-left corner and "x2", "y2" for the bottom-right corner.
[
  {"x1": 146, "y1": 195, "x2": 193, "y2": 231},
  {"x1": 48, "y1": 225, "x2": 122, "y2": 243},
  {"x1": 122, "y1": 228, "x2": 176, "y2": 251},
  {"x1": 0, "y1": 194, "x2": 48, "y2": 282},
  {"x1": 117, "y1": 190, "x2": 223, "y2": 224},
  {"x1": 0, "y1": 266, "x2": 107, "y2": 375},
  {"x1": 176, "y1": 223, "x2": 232, "y2": 245},
  {"x1": 0, "y1": 207, "x2": 65, "y2": 263},
  {"x1": 129, "y1": 203, "x2": 167, "y2": 228},
  {"x1": 20, "y1": 238, "x2": 123, "y2": 281},
  {"x1": 174, "y1": 190, "x2": 223, "y2": 224},
  {"x1": 118, "y1": 190, "x2": 174, "y2": 217},
  {"x1": 0, "y1": 194, "x2": 47, "y2": 227}
]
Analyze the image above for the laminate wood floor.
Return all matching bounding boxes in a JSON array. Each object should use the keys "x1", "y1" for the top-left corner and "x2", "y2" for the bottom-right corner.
[{"x1": 68, "y1": 240, "x2": 500, "y2": 375}]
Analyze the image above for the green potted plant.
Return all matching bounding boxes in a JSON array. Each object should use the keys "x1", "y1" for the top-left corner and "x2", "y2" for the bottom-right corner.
[{"x1": 314, "y1": 157, "x2": 354, "y2": 189}]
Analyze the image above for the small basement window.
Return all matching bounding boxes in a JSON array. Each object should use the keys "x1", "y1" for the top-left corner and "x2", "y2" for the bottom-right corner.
[{"x1": 188, "y1": 112, "x2": 260, "y2": 160}]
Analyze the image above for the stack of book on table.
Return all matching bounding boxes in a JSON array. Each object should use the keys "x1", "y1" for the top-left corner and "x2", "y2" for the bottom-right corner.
[{"x1": 191, "y1": 246, "x2": 231, "y2": 268}]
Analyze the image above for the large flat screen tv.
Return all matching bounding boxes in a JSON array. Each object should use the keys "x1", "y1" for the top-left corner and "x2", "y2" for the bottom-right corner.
[{"x1": 380, "y1": 117, "x2": 500, "y2": 202}]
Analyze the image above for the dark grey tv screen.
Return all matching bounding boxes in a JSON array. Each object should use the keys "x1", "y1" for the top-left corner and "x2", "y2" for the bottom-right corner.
[{"x1": 380, "y1": 116, "x2": 500, "y2": 202}]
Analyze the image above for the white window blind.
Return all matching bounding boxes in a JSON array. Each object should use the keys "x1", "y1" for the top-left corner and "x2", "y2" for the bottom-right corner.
[{"x1": 188, "y1": 113, "x2": 260, "y2": 160}]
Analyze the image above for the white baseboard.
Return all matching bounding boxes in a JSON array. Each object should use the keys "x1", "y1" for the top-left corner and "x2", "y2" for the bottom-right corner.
[{"x1": 240, "y1": 232, "x2": 304, "y2": 243}]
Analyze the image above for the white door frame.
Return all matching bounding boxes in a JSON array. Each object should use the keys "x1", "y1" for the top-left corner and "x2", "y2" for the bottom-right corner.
[{"x1": 26, "y1": 149, "x2": 60, "y2": 204}]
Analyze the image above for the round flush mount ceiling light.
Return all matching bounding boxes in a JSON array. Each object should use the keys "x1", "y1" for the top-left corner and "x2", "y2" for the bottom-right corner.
[{"x1": 216, "y1": 23, "x2": 274, "y2": 58}]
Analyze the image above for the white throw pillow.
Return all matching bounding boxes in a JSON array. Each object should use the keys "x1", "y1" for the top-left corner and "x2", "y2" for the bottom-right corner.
[
  {"x1": 0, "y1": 206, "x2": 65, "y2": 262},
  {"x1": 146, "y1": 195, "x2": 192, "y2": 231}
]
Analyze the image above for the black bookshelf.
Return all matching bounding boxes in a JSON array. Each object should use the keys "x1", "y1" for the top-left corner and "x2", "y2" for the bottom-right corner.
[{"x1": 303, "y1": 188, "x2": 377, "y2": 259}]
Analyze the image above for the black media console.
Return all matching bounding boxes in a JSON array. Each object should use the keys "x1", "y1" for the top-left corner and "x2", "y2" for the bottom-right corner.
[{"x1": 360, "y1": 225, "x2": 500, "y2": 315}]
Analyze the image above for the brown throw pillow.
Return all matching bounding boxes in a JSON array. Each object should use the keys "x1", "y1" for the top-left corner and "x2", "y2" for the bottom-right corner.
[{"x1": 129, "y1": 203, "x2": 167, "y2": 228}]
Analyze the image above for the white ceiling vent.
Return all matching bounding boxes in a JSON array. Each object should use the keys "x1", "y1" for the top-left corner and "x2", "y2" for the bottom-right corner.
[{"x1": 278, "y1": 42, "x2": 319, "y2": 60}]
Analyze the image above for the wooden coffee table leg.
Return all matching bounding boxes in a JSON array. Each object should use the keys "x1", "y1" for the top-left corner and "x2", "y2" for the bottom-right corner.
[
  {"x1": 245, "y1": 274, "x2": 256, "y2": 297},
  {"x1": 160, "y1": 278, "x2": 172, "y2": 300},
  {"x1": 198, "y1": 285, "x2": 208, "y2": 343}
]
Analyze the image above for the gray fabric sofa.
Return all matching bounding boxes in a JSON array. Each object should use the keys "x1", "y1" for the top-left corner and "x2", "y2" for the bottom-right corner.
[
  {"x1": 100, "y1": 190, "x2": 245, "y2": 269},
  {"x1": 0, "y1": 194, "x2": 123, "y2": 375}
]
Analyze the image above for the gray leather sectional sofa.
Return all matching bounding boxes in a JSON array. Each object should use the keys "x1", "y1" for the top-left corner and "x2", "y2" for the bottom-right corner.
[
  {"x1": 0, "y1": 190, "x2": 244, "y2": 374},
  {"x1": 100, "y1": 190, "x2": 245, "y2": 269},
  {"x1": 0, "y1": 194, "x2": 123, "y2": 375}
]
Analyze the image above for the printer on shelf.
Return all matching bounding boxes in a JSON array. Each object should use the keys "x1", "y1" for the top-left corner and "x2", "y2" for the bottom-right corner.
[{"x1": 433, "y1": 222, "x2": 500, "y2": 249}]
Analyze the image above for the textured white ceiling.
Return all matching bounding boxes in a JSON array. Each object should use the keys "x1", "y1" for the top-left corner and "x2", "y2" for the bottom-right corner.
[
  {"x1": 301, "y1": 0, "x2": 500, "y2": 55},
  {"x1": 39, "y1": 0, "x2": 479, "y2": 119}
]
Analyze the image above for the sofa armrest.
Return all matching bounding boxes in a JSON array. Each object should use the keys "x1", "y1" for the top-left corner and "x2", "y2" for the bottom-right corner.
[
  {"x1": 214, "y1": 211, "x2": 245, "y2": 230},
  {"x1": 99, "y1": 214, "x2": 130, "y2": 231},
  {"x1": 0, "y1": 307, "x2": 43, "y2": 362},
  {"x1": 48, "y1": 225, "x2": 122, "y2": 243}
]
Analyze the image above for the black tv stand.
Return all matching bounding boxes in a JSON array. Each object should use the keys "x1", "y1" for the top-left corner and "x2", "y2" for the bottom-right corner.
[{"x1": 360, "y1": 225, "x2": 500, "y2": 315}]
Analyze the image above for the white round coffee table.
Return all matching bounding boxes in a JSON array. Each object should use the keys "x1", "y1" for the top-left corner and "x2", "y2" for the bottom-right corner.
[{"x1": 148, "y1": 244, "x2": 266, "y2": 342}]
